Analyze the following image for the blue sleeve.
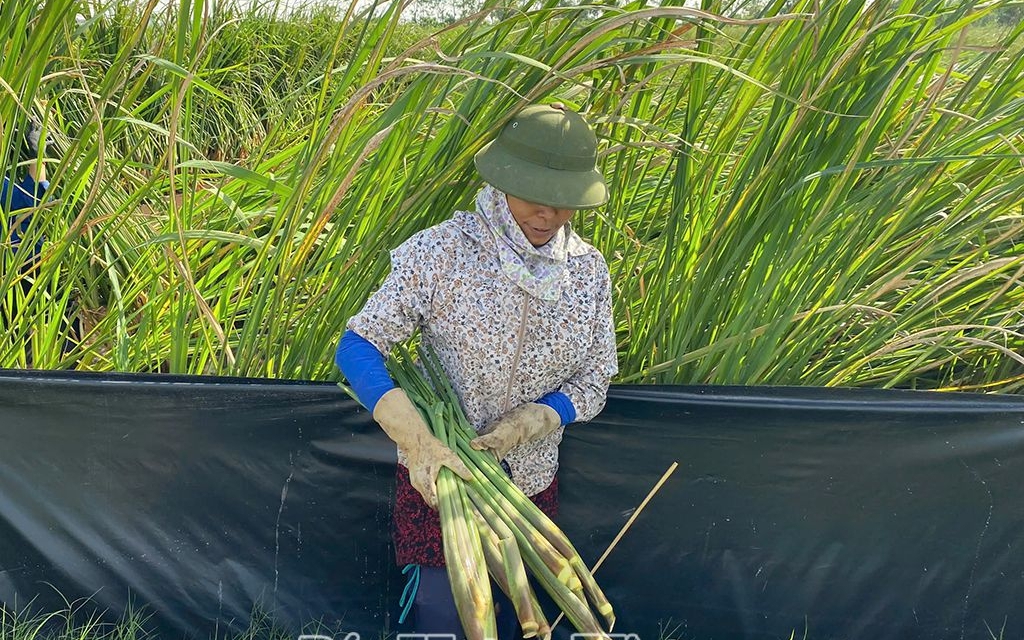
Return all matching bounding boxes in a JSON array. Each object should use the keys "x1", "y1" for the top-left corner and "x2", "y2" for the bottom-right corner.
[
  {"x1": 537, "y1": 391, "x2": 577, "y2": 426},
  {"x1": 3, "y1": 175, "x2": 49, "y2": 248},
  {"x1": 335, "y1": 329, "x2": 396, "y2": 412}
]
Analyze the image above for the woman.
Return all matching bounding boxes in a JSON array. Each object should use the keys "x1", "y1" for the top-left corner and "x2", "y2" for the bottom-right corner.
[{"x1": 335, "y1": 103, "x2": 618, "y2": 637}]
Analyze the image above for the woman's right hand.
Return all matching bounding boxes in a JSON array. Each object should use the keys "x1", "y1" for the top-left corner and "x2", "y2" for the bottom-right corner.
[{"x1": 372, "y1": 388, "x2": 472, "y2": 509}]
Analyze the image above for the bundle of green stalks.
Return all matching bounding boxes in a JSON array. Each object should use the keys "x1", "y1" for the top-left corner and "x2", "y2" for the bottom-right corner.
[{"x1": 389, "y1": 346, "x2": 614, "y2": 640}]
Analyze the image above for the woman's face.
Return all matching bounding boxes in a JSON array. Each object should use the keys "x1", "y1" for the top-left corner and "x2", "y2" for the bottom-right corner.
[{"x1": 505, "y1": 194, "x2": 575, "y2": 247}]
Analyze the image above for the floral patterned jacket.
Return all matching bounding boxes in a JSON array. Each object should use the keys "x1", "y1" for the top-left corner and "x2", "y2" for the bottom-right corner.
[{"x1": 347, "y1": 208, "x2": 618, "y2": 496}]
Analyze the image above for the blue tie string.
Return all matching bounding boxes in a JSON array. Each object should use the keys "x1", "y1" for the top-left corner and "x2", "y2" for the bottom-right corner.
[{"x1": 398, "y1": 563, "x2": 420, "y2": 624}]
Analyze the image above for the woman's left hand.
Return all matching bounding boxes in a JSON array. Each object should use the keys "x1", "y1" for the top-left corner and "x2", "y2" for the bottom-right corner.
[{"x1": 470, "y1": 403, "x2": 560, "y2": 461}]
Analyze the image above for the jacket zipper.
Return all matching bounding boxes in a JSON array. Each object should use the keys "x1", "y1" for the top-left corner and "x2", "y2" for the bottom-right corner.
[{"x1": 502, "y1": 291, "x2": 531, "y2": 413}]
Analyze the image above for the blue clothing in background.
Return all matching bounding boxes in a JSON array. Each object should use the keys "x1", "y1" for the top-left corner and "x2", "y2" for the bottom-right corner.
[
  {"x1": 335, "y1": 329, "x2": 576, "y2": 424},
  {"x1": 2, "y1": 174, "x2": 49, "y2": 252}
]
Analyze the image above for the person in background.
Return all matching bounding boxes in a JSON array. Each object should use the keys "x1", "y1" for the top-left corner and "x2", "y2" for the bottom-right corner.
[
  {"x1": 335, "y1": 102, "x2": 618, "y2": 638},
  {"x1": 3, "y1": 118, "x2": 49, "y2": 254},
  {"x1": 3, "y1": 116, "x2": 68, "y2": 366}
]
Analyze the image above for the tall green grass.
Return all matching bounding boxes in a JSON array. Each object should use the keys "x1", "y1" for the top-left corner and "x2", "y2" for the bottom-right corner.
[
  {"x1": 0, "y1": 598, "x2": 346, "y2": 640},
  {"x1": 2, "y1": 0, "x2": 1022, "y2": 391},
  {"x1": 1, "y1": 600, "x2": 152, "y2": 640}
]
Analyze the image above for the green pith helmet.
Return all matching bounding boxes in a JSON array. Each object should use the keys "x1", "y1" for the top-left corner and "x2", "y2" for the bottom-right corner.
[{"x1": 474, "y1": 103, "x2": 608, "y2": 209}]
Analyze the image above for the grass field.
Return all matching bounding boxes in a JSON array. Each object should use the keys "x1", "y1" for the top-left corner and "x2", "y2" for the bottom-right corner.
[{"x1": 2, "y1": 0, "x2": 1022, "y2": 391}]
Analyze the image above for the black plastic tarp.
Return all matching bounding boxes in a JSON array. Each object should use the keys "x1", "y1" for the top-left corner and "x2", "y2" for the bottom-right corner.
[{"x1": 2, "y1": 369, "x2": 1024, "y2": 640}]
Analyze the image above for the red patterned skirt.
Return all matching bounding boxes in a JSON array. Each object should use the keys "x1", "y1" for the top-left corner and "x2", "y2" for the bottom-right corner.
[{"x1": 393, "y1": 464, "x2": 559, "y2": 567}]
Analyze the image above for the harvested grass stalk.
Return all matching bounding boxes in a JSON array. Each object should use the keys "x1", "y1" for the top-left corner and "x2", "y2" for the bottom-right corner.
[
  {"x1": 472, "y1": 507, "x2": 541, "y2": 638},
  {"x1": 435, "y1": 403, "x2": 497, "y2": 640},
  {"x1": 571, "y1": 555, "x2": 615, "y2": 629},
  {"x1": 468, "y1": 482, "x2": 580, "y2": 591},
  {"x1": 465, "y1": 490, "x2": 539, "y2": 635}
]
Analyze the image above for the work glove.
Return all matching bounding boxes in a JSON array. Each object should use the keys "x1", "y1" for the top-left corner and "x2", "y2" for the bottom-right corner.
[
  {"x1": 373, "y1": 388, "x2": 473, "y2": 509},
  {"x1": 21, "y1": 118, "x2": 44, "y2": 162},
  {"x1": 470, "y1": 402, "x2": 561, "y2": 462}
]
